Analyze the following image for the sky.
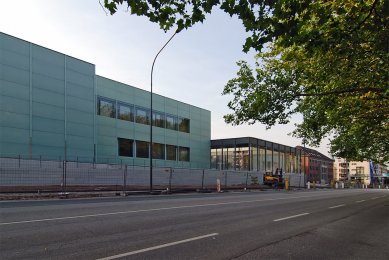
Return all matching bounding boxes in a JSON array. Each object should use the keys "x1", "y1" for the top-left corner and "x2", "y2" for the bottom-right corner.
[{"x1": 0, "y1": 0, "x2": 331, "y2": 156}]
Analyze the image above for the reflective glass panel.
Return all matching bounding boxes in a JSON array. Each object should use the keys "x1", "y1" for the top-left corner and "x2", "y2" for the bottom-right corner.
[
  {"x1": 179, "y1": 147, "x2": 190, "y2": 161},
  {"x1": 118, "y1": 102, "x2": 134, "y2": 121},
  {"x1": 178, "y1": 118, "x2": 190, "y2": 133},
  {"x1": 118, "y1": 138, "x2": 133, "y2": 157},
  {"x1": 166, "y1": 145, "x2": 177, "y2": 161},
  {"x1": 152, "y1": 111, "x2": 165, "y2": 128},
  {"x1": 166, "y1": 115, "x2": 178, "y2": 130},
  {"x1": 135, "y1": 107, "x2": 150, "y2": 125},
  {"x1": 152, "y1": 143, "x2": 165, "y2": 159},
  {"x1": 136, "y1": 140, "x2": 149, "y2": 158},
  {"x1": 97, "y1": 97, "x2": 115, "y2": 118}
]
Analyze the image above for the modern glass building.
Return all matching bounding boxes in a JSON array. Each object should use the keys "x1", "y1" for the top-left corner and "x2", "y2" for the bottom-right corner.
[
  {"x1": 0, "y1": 32, "x2": 211, "y2": 168},
  {"x1": 211, "y1": 137, "x2": 303, "y2": 174}
]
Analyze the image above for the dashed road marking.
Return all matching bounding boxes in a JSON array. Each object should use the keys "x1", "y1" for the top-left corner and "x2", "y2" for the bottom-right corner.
[
  {"x1": 329, "y1": 204, "x2": 345, "y2": 209},
  {"x1": 97, "y1": 233, "x2": 219, "y2": 260},
  {"x1": 355, "y1": 200, "x2": 365, "y2": 203},
  {"x1": 273, "y1": 213, "x2": 310, "y2": 222}
]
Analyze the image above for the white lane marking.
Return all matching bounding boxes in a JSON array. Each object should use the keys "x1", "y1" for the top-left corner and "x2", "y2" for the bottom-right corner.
[
  {"x1": 371, "y1": 197, "x2": 379, "y2": 200},
  {"x1": 0, "y1": 194, "x2": 325, "y2": 226},
  {"x1": 355, "y1": 200, "x2": 365, "y2": 203},
  {"x1": 96, "y1": 233, "x2": 219, "y2": 260},
  {"x1": 273, "y1": 213, "x2": 310, "y2": 222},
  {"x1": 329, "y1": 204, "x2": 345, "y2": 209}
]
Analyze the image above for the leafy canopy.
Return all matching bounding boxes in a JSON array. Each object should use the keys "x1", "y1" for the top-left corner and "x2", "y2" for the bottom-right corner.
[{"x1": 104, "y1": 0, "x2": 389, "y2": 163}]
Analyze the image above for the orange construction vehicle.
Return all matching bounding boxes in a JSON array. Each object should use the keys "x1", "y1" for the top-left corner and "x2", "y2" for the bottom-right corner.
[{"x1": 263, "y1": 168, "x2": 284, "y2": 188}]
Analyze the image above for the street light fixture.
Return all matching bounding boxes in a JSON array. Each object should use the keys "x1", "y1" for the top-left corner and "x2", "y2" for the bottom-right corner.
[{"x1": 150, "y1": 28, "x2": 181, "y2": 193}]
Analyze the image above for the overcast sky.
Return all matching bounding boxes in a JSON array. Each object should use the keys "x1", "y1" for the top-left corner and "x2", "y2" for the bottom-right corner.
[{"x1": 0, "y1": 0, "x2": 331, "y2": 156}]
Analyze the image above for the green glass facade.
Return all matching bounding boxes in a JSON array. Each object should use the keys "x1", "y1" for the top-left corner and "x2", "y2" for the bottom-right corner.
[{"x1": 0, "y1": 32, "x2": 211, "y2": 168}]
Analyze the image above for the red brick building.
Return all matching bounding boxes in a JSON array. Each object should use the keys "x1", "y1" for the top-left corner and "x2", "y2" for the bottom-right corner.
[{"x1": 296, "y1": 146, "x2": 334, "y2": 184}]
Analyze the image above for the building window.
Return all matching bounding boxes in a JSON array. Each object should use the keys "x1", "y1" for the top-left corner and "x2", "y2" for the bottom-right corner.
[
  {"x1": 178, "y1": 117, "x2": 190, "y2": 133},
  {"x1": 135, "y1": 107, "x2": 150, "y2": 125},
  {"x1": 152, "y1": 111, "x2": 165, "y2": 128},
  {"x1": 152, "y1": 143, "x2": 165, "y2": 159},
  {"x1": 166, "y1": 114, "x2": 178, "y2": 130},
  {"x1": 179, "y1": 147, "x2": 190, "y2": 161},
  {"x1": 166, "y1": 145, "x2": 177, "y2": 161},
  {"x1": 97, "y1": 97, "x2": 115, "y2": 118},
  {"x1": 136, "y1": 140, "x2": 149, "y2": 158},
  {"x1": 118, "y1": 102, "x2": 134, "y2": 122},
  {"x1": 118, "y1": 138, "x2": 133, "y2": 157},
  {"x1": 356, "y1": 167, "x2": 364, "y2": 176}
]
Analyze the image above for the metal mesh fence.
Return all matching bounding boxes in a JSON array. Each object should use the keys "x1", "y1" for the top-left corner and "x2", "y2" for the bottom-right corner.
[{"x1": 0, "y1": 156, "x2": 305, "y2": 193}]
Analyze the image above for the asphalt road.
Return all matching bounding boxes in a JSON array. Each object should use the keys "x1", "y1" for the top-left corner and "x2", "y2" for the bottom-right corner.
[{"x1": 1, "y1": 189, "x2": 388, "y2": 260}]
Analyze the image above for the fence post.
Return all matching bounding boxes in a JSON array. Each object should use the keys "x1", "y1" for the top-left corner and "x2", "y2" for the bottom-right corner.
[
  {"x1": 62, "y1": 160, "x2": 67, "y2": 194},
  {"x1": 201, "y1": 169, "x2": 205, "y2": 190},
  {"x1": 224, "y1": 171, "x2": 228, "y2": 190},
  {"x1": 168, "y1": 167, "x2": 173, "y2": 192},
  {"x1": 18, "y1": 154, "x2": 21, "y2": 168},
  {"x1": 245, "y1": 172, "x2": 249, "y2": 190},
  {"x1": 122, "y1": 164, "x2": 127, "y2": 195}
]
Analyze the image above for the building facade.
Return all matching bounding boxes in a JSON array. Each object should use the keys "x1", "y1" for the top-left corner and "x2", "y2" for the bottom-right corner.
[
  {"x1": 334, "y1": 158, "x2": 388, "y2": 186},
  {"x1": 211, "y1": 137, "x2": 303, "y2": 174},
  {"x1": 0, "y1": 32, "x2": 211, "y2": 168},
  {"x1": 295, "y1": 146, "x2": 334, "y2": 183}
]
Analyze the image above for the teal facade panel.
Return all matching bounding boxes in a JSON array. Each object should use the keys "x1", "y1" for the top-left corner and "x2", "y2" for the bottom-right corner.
[
  {"x1": 0, "y1": 32, "x2": 95, "y2": 160},
  {"x1": 0, "y1": 80, "x2": 30, "y2": 100},
  {"x1": 95, "y1": 75, "x2": 211, "y2": 168}
]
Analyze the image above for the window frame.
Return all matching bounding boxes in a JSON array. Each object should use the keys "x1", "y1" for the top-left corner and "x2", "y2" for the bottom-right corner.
[
  {"x1": 118, "y1": 138, "x2": 134, "y2": 157},
  {"x1": 179, "y1": 146, "x2": 190, "y2": 162},
  {"x1": 165, "y1": 114, "x2": 178, "y2": 130},
  {"x1": 166, "y1": 145, "x2": 177, "y2": 161},
  {"x1": 135, "y1": 106, "x2": 150, "y2": 125},
  {"x1": 117, "y1": 102, "x2": 134, "y2": 122},
  {"x1": 152, "y1": 143, "x2": 165, "y2": 159},
  {"x1": 97, "y1": 96, "x2": 116, "y2": 118},
  {"x1": 152, "y1": 111, "x2": 165, "y2": 128},
  {"x1": 178, "y1": 117, "x2": 190, "y2": 133},
  {"x1": 136, "y1": 140, "x2": 149, "y2": 158}
]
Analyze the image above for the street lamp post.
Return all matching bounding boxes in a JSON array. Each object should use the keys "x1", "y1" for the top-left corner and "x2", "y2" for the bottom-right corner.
[{"x1": 150, "y1": 28, "x2": 181, "y2": 193}]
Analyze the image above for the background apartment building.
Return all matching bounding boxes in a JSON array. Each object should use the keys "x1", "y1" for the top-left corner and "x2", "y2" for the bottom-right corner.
[{"x1": 334, "y1": 158, "x2": 388, "y2": 186}]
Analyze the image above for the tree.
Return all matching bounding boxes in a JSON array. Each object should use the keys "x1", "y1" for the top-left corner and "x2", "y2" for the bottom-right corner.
[{"x1": 103, "y1": 0, "x2": 389, "y2": 163}]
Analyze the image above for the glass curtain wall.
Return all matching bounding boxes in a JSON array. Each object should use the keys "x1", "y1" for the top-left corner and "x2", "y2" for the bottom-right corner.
[
  {"x1": 211, "y1": 149, "x2": 217, "y2": 169},
  {"x1": 235, "y1": 147, "x2": 250, "y2": 171},
  {"x1": 280, "y1": 151, "x2": 285, "y2": 173},
  {"x1": 251, "y1": 145, "x2": 258, "y2": 171},
  {"x1": 266, "y1": 146, "x2": 272, "y2": 173},
  {"x1": 290, "y1": 154, "x2": 298, "y2": 173},
  {"x1": 226, "y1": 148, "x2": 234, "y2": 170},
  {"x1": 210, "y1": 139, "x2": 301, "y2": 173},
  {"x1": 286, "y1": 153, "x2": 293, "y2": 173},
  {"x1": 273, "y1": 149, "x2": 279, "y2": 172},
  {"x1": 259, "y1": 148, "x2": 266, "y2": 173}
]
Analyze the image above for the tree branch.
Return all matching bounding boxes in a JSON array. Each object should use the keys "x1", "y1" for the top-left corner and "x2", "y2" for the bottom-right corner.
[
  {"x1": 350, "y1": 0, "x2": 378, "y2": 33},
  {"x1": 294, "y1": 87, "x2": 384, "y2": 97}
]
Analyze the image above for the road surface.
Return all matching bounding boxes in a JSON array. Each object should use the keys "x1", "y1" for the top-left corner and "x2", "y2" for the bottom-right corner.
[{"x1": 1, "y1": 189, "x2": 388, "y2": 259}]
